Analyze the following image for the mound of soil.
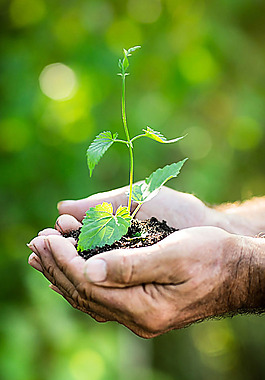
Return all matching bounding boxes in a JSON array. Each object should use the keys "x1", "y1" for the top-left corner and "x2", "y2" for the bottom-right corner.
[{"x1": 64, "y1": 217, "x2": 177, "y2": 260}]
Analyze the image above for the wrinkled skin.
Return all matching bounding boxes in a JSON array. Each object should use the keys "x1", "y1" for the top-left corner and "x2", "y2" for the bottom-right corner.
[{"x1": 28, "y1": 187, "x2": 265, "y2": 338}]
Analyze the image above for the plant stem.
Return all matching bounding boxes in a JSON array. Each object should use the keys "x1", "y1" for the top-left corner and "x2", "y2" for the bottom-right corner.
[
  {"x1": 131, "y1": 203, "x2": 142, "y2": 218},
  {"x1": 115, "y1": 139, "x2": 128, "y2": 145},
  {"x1": 130, "y1": 134, "x2": 146, "y2": 143},
  {"x1": 121, "y1": 75, "x2": 134, "y2": 213}
]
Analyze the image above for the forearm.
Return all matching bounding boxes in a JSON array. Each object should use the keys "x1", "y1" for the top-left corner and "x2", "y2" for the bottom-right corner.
[
  {"x1": 234, "y1": 235, "x2": 265, "y2": 311},
  {"x1": 207, "y1": 197, "x2": 265, "y2": 236}
]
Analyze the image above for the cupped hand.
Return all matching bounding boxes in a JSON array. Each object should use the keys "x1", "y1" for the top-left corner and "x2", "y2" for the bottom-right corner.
[
  {"x1": 28, "y1": 226, "x2": 253, "y2": 338},
  {"x1": 57, "y1": 186, "x2": 218, "y2": 230}
]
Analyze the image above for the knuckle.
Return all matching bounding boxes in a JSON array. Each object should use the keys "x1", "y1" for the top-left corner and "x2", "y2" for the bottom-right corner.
[
  {"x1": 87, "y1": 286, "x2": 96, "y2": 304},
  {"x1": 68, "y1": 298, "x2": 78, "y2": 309},
  {"x1": 71, "y1": 289, "x2": 80, "y2": 304},
  {"x1": 118, "y1": 255, "x2": 133, "y2": 284},
  {"x1": 46, "y1": 264, "x2": 54, "y2": 277},
  {"x1": 76, "y1": 282, "x2": 96, "y2": 306}
]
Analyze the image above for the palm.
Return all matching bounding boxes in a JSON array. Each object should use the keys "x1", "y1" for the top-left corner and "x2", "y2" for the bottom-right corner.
[
  {"x1": 58, "y1": 186, "x2": 209, "y2": 230},
  {"x1": 135, "y1": 187, "x2": 207, "y2": 229}
]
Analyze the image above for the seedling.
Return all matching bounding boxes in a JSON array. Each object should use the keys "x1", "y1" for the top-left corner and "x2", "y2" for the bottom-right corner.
[{"x1": 77, "y1": 46, "x2": 187, "y2": 251}]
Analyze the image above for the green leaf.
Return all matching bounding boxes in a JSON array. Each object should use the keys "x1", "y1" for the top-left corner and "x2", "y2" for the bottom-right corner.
[
  {"x1": 119, "y1": 46, "x2": 141, "y2": 75},
  {"x1": 77, "y1": 202, "x2": 132, "y2": 251},
  {"x1": 131, "y1": 159, "x2": 188, "y2": 204},
  {"x1": 123, "y1": 49, "x2": 129, "y2": 71},
  {"x1": 86, "y1": 131, "x2": 117, "y2": 177},
  {"x1": 131, "y1": 183, "x2": 146, "y2": 203},
  {"x1": 143, "y1": 126, "x2": 185, "y2": 144},
  {"x1": 127, "y1": 46, "x2": 141, "y2": 55}
]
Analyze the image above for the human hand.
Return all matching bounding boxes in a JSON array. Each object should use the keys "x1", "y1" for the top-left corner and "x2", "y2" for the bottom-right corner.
[
  {"x1": 57, "y1": 186, "x2": 221, "y2": 230},
  {"x1": 28, "y1": 226, "x2": 265, "y2": 338},
  {"x1": 57, "y1": 186, "x2": 265, "y2": 236}
]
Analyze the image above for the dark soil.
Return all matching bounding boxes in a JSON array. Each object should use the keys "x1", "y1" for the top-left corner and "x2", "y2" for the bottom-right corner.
[{"x1": 64, "y1": 217, "x2": 177, "y2": 260}]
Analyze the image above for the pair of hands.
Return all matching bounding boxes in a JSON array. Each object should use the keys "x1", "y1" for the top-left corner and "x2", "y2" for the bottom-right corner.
[{"x1": 28, "y1": 186, "x2": 261, "y2": 338}]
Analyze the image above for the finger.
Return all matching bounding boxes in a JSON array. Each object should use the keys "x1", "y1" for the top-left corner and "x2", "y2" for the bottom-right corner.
[
  {"x1": 28, "y1": 252, "x2": 43, "y2": 272},
  {"x1": 66, "y1": 237, "x2": 78, "y2": 246},
  {"x1": 30, "y1": 236, "x2": 124, "y2": 322},
  {"x1": 91, "y1": 315, "x2": 108, "y2": 323},
  {"x1": 83, "y1": 230, "x2": 193, "y2": 287},
  {"x1": 46, "y1": 235, "x2": 143, "y2": 323},
  {"x1": 45, "y1": 235, "x2": 86, "y2": 284},
  {"x1": 73, "y1": 281, "x2": 161, "y2": 337},
  {"x1": 46, "y1": 234, "x2": 168, "y2": 336},
  {"x1": 28, "y1": 236, "x2": 78, "y2": 297},
  {"x1": 49, "y1": 284, "x2": 64, "y2": 295},
  {"x1": 48, "y1": 275, "x2": 112, "y2": 322},
  {"x1": 38, "y1": 228, "x2": 61, "y2": 237},
  {"x1": 44, "y1": 236, "x2": 116, "y2": 316},
  {"x1": 55, "y1": 215, "x2": 82, "y2": 234},
  {"x1": 57, "y1": 186, "x2": 129, "y2": 221}
]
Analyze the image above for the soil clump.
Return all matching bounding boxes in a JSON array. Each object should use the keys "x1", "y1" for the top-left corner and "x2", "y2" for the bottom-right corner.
[{"x1": 64, "y1": 217, "x2": 177, "y2": 260}]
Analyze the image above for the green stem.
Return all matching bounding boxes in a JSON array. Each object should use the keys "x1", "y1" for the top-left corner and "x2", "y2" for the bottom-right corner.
[
  {"x1": 130, "y1": 134, "x2": 146, "y2": 143},
  {"x1": 131, "y1": 203, "x2": 142, "y2": 218},
  {"x1": 115, "y1": 139, "x2": 128, "y2": 145},
  {"x1": 121, "y1": 75, "x2": 134, "y2": 213}
]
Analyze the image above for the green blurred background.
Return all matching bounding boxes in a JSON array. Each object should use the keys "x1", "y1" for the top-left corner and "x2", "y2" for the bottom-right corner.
[{"x1": 1, "y1": 0, "x2": 265, "y2": 379}]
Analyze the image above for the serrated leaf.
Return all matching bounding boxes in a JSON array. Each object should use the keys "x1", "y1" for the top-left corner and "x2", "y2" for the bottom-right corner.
[
  {"x1": 131, "y1": 183, "x2": 146, "y2": 203},
  {"x1": 77, "y1": 202, "x2": 132, "y2": 251},
  {"x1": 131, "y1": 159, "x2": 188, "y2": 204},
  {"x1": 143, "y1": 126, "x2": 185, "y2": 144},
  {"x1": 86, "y1": 131, "x2": 117, "y2": 177}
]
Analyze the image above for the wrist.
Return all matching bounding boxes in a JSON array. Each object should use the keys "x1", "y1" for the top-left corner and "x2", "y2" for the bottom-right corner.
[
  {"x1": 205, "y1": 207, "x2": 258, "y2": 236},
  {"x1": 229, "y1": 235, "x2": 265, "y2": 312}
]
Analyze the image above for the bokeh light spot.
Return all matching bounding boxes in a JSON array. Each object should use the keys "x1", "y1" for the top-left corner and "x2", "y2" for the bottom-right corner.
[
  {"x1": 179, "y1": 126, "x2": 212, "y2": 160},
  {"x1": 40, "y1": 83, "x2": 94, "y2": 144},
  {"x1": 70, "y1": 349, "x2": 106, "y2": 380},
  {"x1": 9, "y1": 0, "x2": 46, "y2": 28},
  {"x1": 228, "y1": 116, "x2": 262, "y2": 150},
  {"x1": 42, "y1": 87, "x2": 90, "y2": 126},
  {"x1": 191, "y1": 322, "x2": 237, "y2": 372},
  {"x1": 192, "y1": 323, "x2": 234, "y2": 356},
  {"x1": 127, "y1": 0, "x2": 162, "y2": 24},
  {"x1": 39, "y1": 63, "x2": 77, "y2": 101},
  {"x1": 179, "y1": 47, "x2": 218, "y2": 84},
  {"x1": 0, "y1": 118, "x2": 31, "y2": 152}
]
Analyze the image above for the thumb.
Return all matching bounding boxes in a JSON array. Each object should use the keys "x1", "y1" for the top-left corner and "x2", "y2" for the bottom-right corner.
[
  {"x1": 57, "y1": 186, "x2": 129, "y2": 221},
  {"x1": 83, "y1": 236, "x2": 184, "y2": 287}
]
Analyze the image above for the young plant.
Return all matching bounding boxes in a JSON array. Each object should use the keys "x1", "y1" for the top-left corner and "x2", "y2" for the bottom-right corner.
[{"x1": 77, "y1": 46, "x2": 187, "y2": 251}]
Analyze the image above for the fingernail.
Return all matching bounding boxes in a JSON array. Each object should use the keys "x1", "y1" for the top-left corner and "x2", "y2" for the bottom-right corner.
[
  {"x1": 43, "y1": 237, "x2": 51, "y2": 251},
  {"x1": 57, "y1": 200, "x2": 75, "y2": 211},
  {"x1": 28, "y1": 252, "x2": 36, "y2": 263},
  {"x1": 28, "y1": 253, "x2": 43, "y2": 272},
  {"x1": 85, "y1": 259, "x2": 107, "y2": 283},
  {"x1": 49, "y1": 284, "x2": 63, "y2": 296},
  {"x1": 57, "y1": 201, "x2": 64, "y2": 211},
  {"x1": 27, "y1": 242, "x2": 39, "y2": 254},
  {"x1": 55, "y1": 219, "x2": 63, "y2": 234}
]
